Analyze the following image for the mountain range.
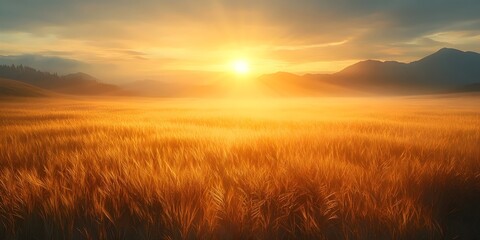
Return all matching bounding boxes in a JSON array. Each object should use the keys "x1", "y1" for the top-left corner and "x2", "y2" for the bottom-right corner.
[
  {"x1": 0, "y1": 48, "x2": 479, "y2": 98},
  {"x1": 260, "y1": 48, "x2": 480, "y2": 95},
  {"x1": 0, "y1": 65, "x2": 125, "y2": 96}
]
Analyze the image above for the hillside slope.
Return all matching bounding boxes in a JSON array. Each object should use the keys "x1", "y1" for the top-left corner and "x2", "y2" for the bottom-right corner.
[
  {"x1": 0, "y1": 65, "x2": 124, "y2": 95},
  {"x1": 0, "y1": 77, "x2": 53, "y2": 97}
]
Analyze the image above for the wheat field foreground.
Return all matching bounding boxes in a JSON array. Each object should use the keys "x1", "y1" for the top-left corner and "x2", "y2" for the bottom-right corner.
[{"x1": 0, "y1": 96, "x2": 479, "y2": 239}]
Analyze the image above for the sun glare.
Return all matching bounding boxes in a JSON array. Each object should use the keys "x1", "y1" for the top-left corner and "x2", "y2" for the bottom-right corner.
[{"x1": 232, "y1": 60, "x2": 250, "y2": 75}]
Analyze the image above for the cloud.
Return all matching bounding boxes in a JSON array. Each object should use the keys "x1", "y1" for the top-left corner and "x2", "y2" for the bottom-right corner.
[
  {"x1": 0, "y1": 0, "x2": 479, "y2": 77},
  {"x1": 2, "y1": 1, "x2": 478, "y2": 43}
]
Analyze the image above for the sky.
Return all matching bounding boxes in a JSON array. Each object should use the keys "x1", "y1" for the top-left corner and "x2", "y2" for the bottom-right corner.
[{"x1": 1, "y1": 0, "x2": 480, "y2": 83}]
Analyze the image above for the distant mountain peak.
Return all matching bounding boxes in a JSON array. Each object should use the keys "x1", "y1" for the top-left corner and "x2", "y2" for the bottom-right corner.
[
  {"x1": 338, "y1": 59, "x2": 406, "y2": 75},
  {"x1": 273, "y1": 71, "x2": 300, "y2": 76},
  {"x1": 258, "y1": 48, "x2": 480, "y2": 95},
  {"x1": 437, "y1": 47, "x2": 463, "y2": 53},
  {"x1": 440, "y1": 48, "x2": 480, "y2": 58},
  {"x1": 430, "y1": 48, "x2": 465, "y2": 57},
  {"x1": 62, "y1": 72, "x2": 99, "y2": 82},
  {"x1": 258, "y1": 71, "x2": 301, "y2": 80},
  {"x1": 67, "y1": 72, "x2": 92, "y2": 77},
  {"x1": 427, "y1": 47, "x2": 480, "y2": 59}
]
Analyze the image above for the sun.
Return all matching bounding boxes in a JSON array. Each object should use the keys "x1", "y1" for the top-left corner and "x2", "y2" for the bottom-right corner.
[{"x1": 232, "y1": 59, "x2": 250, "y2": 75}]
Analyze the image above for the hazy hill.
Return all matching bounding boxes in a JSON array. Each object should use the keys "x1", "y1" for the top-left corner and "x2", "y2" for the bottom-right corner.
[
  {"x1": 258, "y1": 72, "x2": 357, "y2": 96},
  {"x1": 259, "y1": 48, "x2": 480, "y2": 94},
  {"x1": 0, "y1": 77, "x2": 53, "y2": 97},
  {"x1": 56, "y1": 72, "x2": 126, "y2": 95},
  {"x1": 122, "y1": 79, "x2": 190, "y2": 97},
  {"x1": 0, "y1": 65, "x2": 124, "y2": 95},
  {"x1": 332, "y1": 60, "x2": 416, "y2": 92}
]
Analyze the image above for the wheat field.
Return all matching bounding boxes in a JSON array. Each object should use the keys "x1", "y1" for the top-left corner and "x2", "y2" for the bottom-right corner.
[{"x1": 0, "y1": 96, "x2": 479, "y2": 239}]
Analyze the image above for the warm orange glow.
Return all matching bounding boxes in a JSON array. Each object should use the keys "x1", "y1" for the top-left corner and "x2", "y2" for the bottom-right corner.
[{"x1": 232, "y1": 59, "x2": 250, "y2": 75}]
